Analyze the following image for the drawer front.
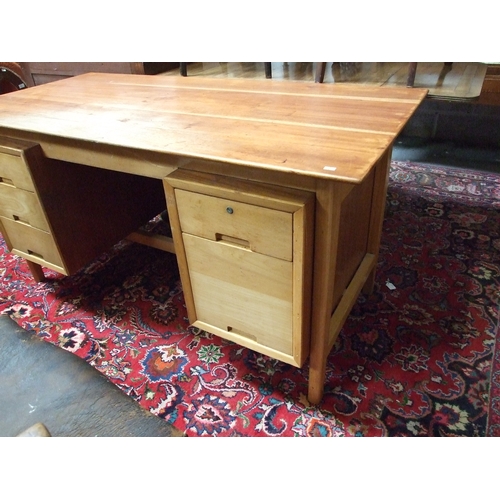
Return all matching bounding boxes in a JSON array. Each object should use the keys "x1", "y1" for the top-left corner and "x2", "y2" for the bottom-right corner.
[
  {"x1": 0, "y1": 183, "x2": 50, "y2": 231},
  {"x1": 183, "y1": 233, "x2": 294, "y2": 355},
  {"x1": 175, "y1": 189, "x2": 293, "y2": 261},
  {"x1": 0, "y1": 150, "x2": 36, "y2": 192},
  {"x1": 0, "y1": 216, "x2": 64, "y2": 268}
]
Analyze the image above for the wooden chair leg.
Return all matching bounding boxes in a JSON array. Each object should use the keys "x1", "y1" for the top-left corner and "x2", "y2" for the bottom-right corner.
[
  {"x1": 315, "y1": 62, "x2": 326, "y2": 83},
  {"x1": 407, "y1": 62, "x2": 418, "y2": 87},
  {"x1": 264, "y1": 62, "x2": 272, "y2": 79},
  {"x1": 180, "y1": 62, "x2": 187, "y2": 77}
]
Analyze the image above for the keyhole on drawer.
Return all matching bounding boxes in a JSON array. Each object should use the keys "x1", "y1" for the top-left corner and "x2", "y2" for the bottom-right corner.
[{"x1": 226, "y1": 207, "x2": 234, "y2": 214}]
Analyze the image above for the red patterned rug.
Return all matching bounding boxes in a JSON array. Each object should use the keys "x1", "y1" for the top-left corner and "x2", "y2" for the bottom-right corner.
[{"x1": 1, "y1": 160, "x2": 499, "y2": 437}]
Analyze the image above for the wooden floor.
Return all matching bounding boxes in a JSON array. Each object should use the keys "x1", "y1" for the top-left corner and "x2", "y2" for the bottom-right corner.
[{"x1": 162, "y1": 62, "x2": 488, "y2": 101}]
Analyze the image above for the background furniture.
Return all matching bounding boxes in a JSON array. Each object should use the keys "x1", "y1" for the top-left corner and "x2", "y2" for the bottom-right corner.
[
  {"x1": 314, "y1": 62, "x2": 455, "y2": 86},
  {"x1": 0, "y1": 62, "x2": 29, "y2": 94},
  {"x1": 17, "y1": 62, "x2": 178, "y2": 87},
  {"x1": 180, "y1": 62, "x2": 272, "y2": 78},
  {"x1": 406, "y1": 62, "x2": 453, "y2": 87}
]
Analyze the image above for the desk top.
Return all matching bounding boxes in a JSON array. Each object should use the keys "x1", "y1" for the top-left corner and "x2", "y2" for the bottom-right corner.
[{"x1": 0, "y1": 73, "x2": 427, "y2": 182}]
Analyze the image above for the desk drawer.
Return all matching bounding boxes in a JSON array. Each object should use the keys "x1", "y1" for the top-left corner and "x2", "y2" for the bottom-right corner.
[
  {"x1": 0, "y1": 147, "x2": 37, "y2": 192},
  {"x1": 0, "y1": 216, "x2": 64, "y2": 269},
  {"x1": 0, "y1": 183, "x2": 50, "y2": 231},
  {"x1": 164, "y1": 169, "x2": 314, "y2": 367},
  {"x1": 175, "y1": 189, "x2": 293, "y2": 261},
  {"x1": 183, "y1": 233, "x2": 294, "y2": 355}
]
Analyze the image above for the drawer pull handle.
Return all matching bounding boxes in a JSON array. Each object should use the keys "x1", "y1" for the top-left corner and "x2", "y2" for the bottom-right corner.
[
  {"x1": 227, "y1": 326, "x2": 257, "y2": 342},
  {"x1": 27, "y1": 249, "x2": 44, "y2": 260},
  {"x1": 0, "y1": 177, "x2": 14, "y2": 186},
  {"x1": 226, "y1": 207, "x2": 234, "y2": 214},
  {"x1": 216, "y1": 233, "x2": 250, "y2": 249}
]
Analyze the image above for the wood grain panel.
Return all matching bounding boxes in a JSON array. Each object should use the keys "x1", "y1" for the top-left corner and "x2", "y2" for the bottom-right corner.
[
  {"x1": 332, "y1": 168, "x2": 375, "y2": 310},
  {"x1": 183, "y1": 233, "x2": 294, "y2": 355},
  {"x1": 175, "y1": 189, "x2": 293, "y2": 261},
  {"x1": 0, "y1": 148, "x2": 36, "y2": 191},
  {"x1": 0, "y1": 183, "x2": 50, "y2": 231},
  {"x1": 0, "y1": 216, "x2": 64, "y2": 269},
  {"x1": 27, "y1": 157, "x2": 166, "y2": 275}
]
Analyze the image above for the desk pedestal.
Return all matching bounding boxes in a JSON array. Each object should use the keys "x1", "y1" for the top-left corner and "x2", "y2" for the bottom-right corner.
[
  {"x1": 0, "y1": 136, "x2": 166, "y2": 277},
  {"x1": 164, "y1": 149, "x2": 389, "y2": 404}
]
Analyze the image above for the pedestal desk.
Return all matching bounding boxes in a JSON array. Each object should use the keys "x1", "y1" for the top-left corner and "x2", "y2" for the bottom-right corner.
[{"x1": 0, "y1": 73, "x2": 427, "y2": 404}]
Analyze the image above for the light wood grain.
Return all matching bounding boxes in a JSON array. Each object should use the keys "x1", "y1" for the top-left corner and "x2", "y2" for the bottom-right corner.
[
  {"x1": 163, "y1": 179, "x2": 198, "y2": 325},
  {"x1": 331, "y1": 168, "x2": 375, "y2": 308},
  {"x1": 175, "y1": 189, "x2": 294, "y2": 261},
  {"x1": 292, "y1": 188, "x2": 315, "y2": 367},
  {"x1": 328, "y1": 253, "x2": 376, "y2": 351},
  {"x1": 164, "y1": 169, "x2": 314, "y2": 367},
  {"x1": 191, "y1": 320, "x2": 299, "y2": 367},
  {"x1": 126, "y1": 230, "x2": 175, "y2": 253},
  {"x1": 0, "y1": 73, "x2": 427, "y2": 183},
  {"x1": 363, "y1": 148, "x2": 392, "y2": 293},
  {"x1": 184, "y1": 233, "x2": 294, "y2": 355},
  {"x1": 0, "y1": 129, "x2": 178, "y2": 180},
  {"x1": 0, "y1": 183, "x2": 50, "y2": 231},
  {"x1": 0, "y1": 146, "x2": 37, "y2": 191},
  {"x1": 0, "y1": 216, "x2": 64, "y2": 268},
  {"x1": 307, "y1": 180, "x2": 353, "y2": 404}
]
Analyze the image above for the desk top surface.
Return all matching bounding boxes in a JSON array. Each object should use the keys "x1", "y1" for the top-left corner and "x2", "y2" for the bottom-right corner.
[{"x1": 0, "y1": 73, "x2": 427, "y2": 182}]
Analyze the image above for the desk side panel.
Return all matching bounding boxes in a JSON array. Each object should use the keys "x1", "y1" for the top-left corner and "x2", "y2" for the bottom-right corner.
[
  {"x1": 28, "y1": 157, "x2": 167, "y2": 274},
  {"x1": 331, "y1": 169, "x2": 375, "y2": 312}
]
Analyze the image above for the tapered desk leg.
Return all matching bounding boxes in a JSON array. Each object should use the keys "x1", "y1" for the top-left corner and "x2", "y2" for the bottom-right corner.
[
  {"x1": 308, "y1": 155, "x2": 390, "y2": 404},
  {"x1": 26, "y1": 260, "x2": 45, "y2": 282},
  {"x1": 307, "y1": 181, "x2": 351, "y2": 405}
]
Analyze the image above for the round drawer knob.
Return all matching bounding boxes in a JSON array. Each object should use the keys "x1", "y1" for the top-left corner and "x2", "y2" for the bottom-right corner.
[{"x1": 226, "y1": 207, "x2": 234, "y2": 214}]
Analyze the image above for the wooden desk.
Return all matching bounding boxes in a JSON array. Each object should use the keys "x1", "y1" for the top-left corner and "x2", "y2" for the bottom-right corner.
[{"x1": 0, "y1": 73, "x2": 427, "y2": 403}]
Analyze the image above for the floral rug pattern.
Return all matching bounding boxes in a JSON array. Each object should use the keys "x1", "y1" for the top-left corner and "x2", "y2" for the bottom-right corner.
[{"x1": 1, "y1": 161, "x2": 499, "y2": 437}]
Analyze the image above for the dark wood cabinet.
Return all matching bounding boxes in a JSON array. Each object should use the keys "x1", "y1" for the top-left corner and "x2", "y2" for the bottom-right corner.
[{"x1": 17, "y1": 62, "x2": 179, "y2": 87}]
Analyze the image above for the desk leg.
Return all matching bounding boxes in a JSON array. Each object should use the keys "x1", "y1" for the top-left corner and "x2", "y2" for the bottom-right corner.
[
  {"x1": 26, "y1": 260, "x2": 45, "y2": 282},
  {"x1": 363, "y1": 148, "x2": 391, "y2": 295},
  {"x1": 307, "y1": 181, "x2": 350, "y2": 405},
  {"x1": 308, "y1": 155, "x2": 390, "y2": 404}
]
